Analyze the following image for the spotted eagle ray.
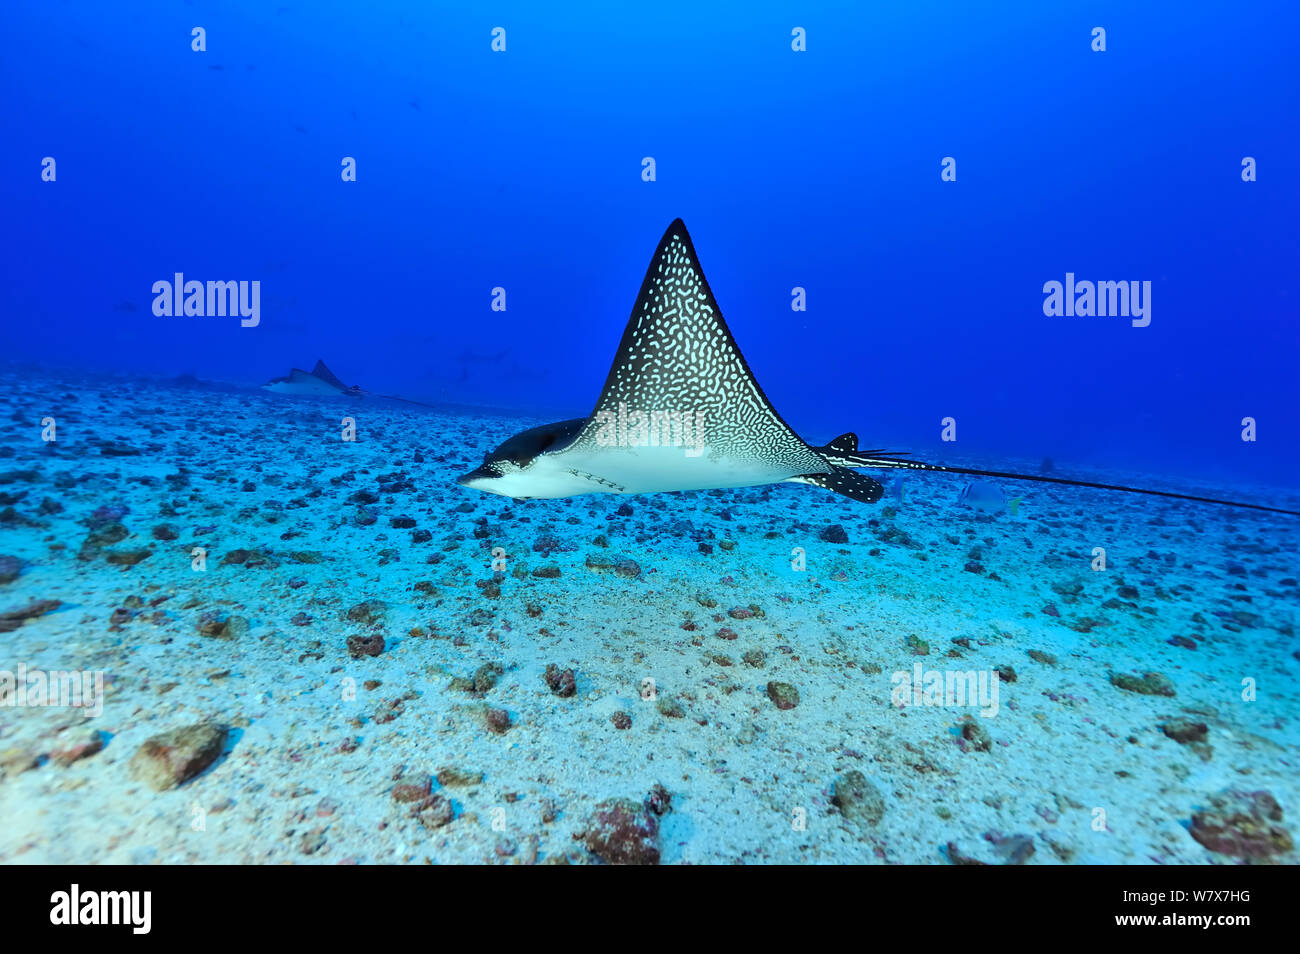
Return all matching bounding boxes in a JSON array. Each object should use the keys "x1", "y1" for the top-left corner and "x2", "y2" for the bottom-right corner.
[
  {"x1": 263, "y1": 360, "x2": 362, "y2": 397},
  {"x1": 264, "y1": 360, "x2": 440, "y2": 409},
  {"x1": 458, "y1": 219, "x2": 1298, "y2": 516}
]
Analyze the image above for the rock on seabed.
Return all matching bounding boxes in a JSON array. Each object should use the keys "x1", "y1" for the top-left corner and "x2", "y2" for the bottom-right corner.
[{"x1": 128, "y1": 722, "x2": 228, "y2": 792}]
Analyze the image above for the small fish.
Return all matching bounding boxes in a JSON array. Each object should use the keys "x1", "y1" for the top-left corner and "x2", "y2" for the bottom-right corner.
[{"x1": 958, "y1": 480, "x2": 1006, "y2": 513}]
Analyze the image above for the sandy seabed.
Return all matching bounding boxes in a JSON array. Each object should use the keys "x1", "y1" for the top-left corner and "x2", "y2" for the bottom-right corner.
[{"x1": 0, "y1": 369, "x2": 1296, "y2": 865}]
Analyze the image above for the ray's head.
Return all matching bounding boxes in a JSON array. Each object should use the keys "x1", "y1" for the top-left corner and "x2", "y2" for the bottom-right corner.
[{"x1": 456, "y1": 418, "x2": 587, "y2": 500}]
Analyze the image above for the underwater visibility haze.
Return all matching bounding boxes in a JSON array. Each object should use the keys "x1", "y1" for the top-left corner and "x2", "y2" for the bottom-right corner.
[{"x1": 0, "y1": 0, "x2": 1297, "y2": 869}]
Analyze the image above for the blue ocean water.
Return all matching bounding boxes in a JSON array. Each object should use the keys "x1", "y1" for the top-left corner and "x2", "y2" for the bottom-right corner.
[{"x1": 4, "y1": 0, "x2": 1297, "y2": 488}]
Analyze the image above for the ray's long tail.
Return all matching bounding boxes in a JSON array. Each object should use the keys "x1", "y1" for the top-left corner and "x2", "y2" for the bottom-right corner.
[
  {"x1": 814, "y1": 432, "x2": 1300, "y2": 516},
  {"x1": 360, "y1": 390, "x2": 442, "y2": 410}
]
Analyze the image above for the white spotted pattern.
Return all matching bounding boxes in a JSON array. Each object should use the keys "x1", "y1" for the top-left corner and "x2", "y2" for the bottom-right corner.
[{"x1": 562, "y1": 221, "x2": 829, "y2": 484}]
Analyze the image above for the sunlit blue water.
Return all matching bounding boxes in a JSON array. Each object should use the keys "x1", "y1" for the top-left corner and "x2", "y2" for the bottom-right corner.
[{"x1": 4, "y1": 0, "x2": 1297, "y2": 489}]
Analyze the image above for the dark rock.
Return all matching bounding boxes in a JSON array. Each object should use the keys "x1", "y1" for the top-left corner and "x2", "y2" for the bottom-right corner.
[
  {"x1": 392, "y1": 775, "x2": 433, "y2": 803},
  {"x1": 411, "y1": 793, "x2": 454, "y2": 829},
  {"x1": 1051, "y1": 578, "x2": 1085, "y2": 597},
  {"x1": 0, "y1": 599, "x2": 61, "y2": 632},
  {"x1": 99, "y1": 442, "x2": 141, "y2": 457},
  {"x1": 532, "y1": 535, "x2": 565, "y2": 556},
  {"x1": 106, "y1": 548, "x2": 151, "y2": 567},
  {"x1": 766, "y1": 681, "x2": 800, "y2": 710},
  {"x1": 831, "y1": 770, "x2": 885, "y2": 827},
  {"x1": 584, "y1": 553, "x2": 641, "y2": 577},
  {"x1": 961, "y1": 718, "x2": 993, "y2": 752},
  {"x1": 345, "y1": 600, "x2": 388, "y2": 627},
  {"x1": 987, "y1": 832, "x2": 1036, "y2": 864},
  {"x1": 1109, "y1": 671, "x2": 1175, "y2": 697},
  {"x1": 79, "y1": 521, "x2": 129, "y2": 560},
  {"x1": 196, "y1": 612, "x2": 248, "y2": 640},
  {"x1": 451, "y1": 662, "x2": 502, "y2": 695},
  {"x1": 50, "y1": 729, "x2": 105, "y2": 766},
  {"x1": 580, "y1": 798, "x2": 660, "y2": 865},
  {"x1": 1162, "y1": 719, "x2": 1208, "y2": 744},
  {"x1": 437, "y1": 767, "x2": 484, "y2": 787},
  {"x1": 1189, "y1": 789, "x2": 1293, "y2": 858},
  {"x1": 484, "y1": 707, "x2": 511, "y2": 733},
  {"x1": 543, "y1": 664, "x2": 576, "y2": 697},
  {"x1": 0, "y1": 555, "x2": 24, "y2": 585},
  {"x1": 819, "y1": 524, "x2": 849, "y2": 544},
  {"x1": 656, "y1": 697, "x2": 685, "y2": 718},
  {"x1": 644, "y1": 783, "x2": 672, "y2": 816},
  {"x1": 346, "y1": 633, "x2": 385, "y2": 658},
  {"x1": 128, "y1": 723, "x2": 228, "y2": 791}
]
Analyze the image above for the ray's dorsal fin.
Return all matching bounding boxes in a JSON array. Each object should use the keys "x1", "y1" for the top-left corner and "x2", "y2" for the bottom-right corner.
[
  {"x1": 311, "y1": 360, "x2": 348, "y2": 391},
  {"x1": 817, "y1": 432, "x2": 859, "y2": 455},
  {"x1": 573, "y1": 219, "x2": 827, "y2": 475}
]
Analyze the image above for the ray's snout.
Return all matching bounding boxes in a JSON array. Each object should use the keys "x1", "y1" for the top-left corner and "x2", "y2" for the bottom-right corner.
[{"x1": 457, "y1": 462, "x2": 499, "y2": 487}]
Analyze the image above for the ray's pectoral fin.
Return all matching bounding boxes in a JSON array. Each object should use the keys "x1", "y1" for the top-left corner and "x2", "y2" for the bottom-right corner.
[
  {"x1": 567, "y1": 219, "x2": 830, "y2": 483},
  {"x1": 787, "y1": 467, "x2": 885, "y2": 503}
]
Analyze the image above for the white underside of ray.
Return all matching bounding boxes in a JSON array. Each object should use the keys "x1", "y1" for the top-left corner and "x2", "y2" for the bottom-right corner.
[
  {"x1": 567, "y1": 444, "x2": 804, "y2": 493},
  {"x1": 262, "y1": 372, "x2": 343, "y2": 396},
  {"x1": 488, "y1": 444, "x2": 809, "y2": 499}
]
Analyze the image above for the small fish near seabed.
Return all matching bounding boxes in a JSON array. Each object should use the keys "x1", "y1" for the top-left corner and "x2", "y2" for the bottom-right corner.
[
  {"x1": 957, "y1": 480, "x2": 1023, "y2": 515},
  {"x1": 458, "y1": 219, "x2": 1299, "y2": 518}
]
